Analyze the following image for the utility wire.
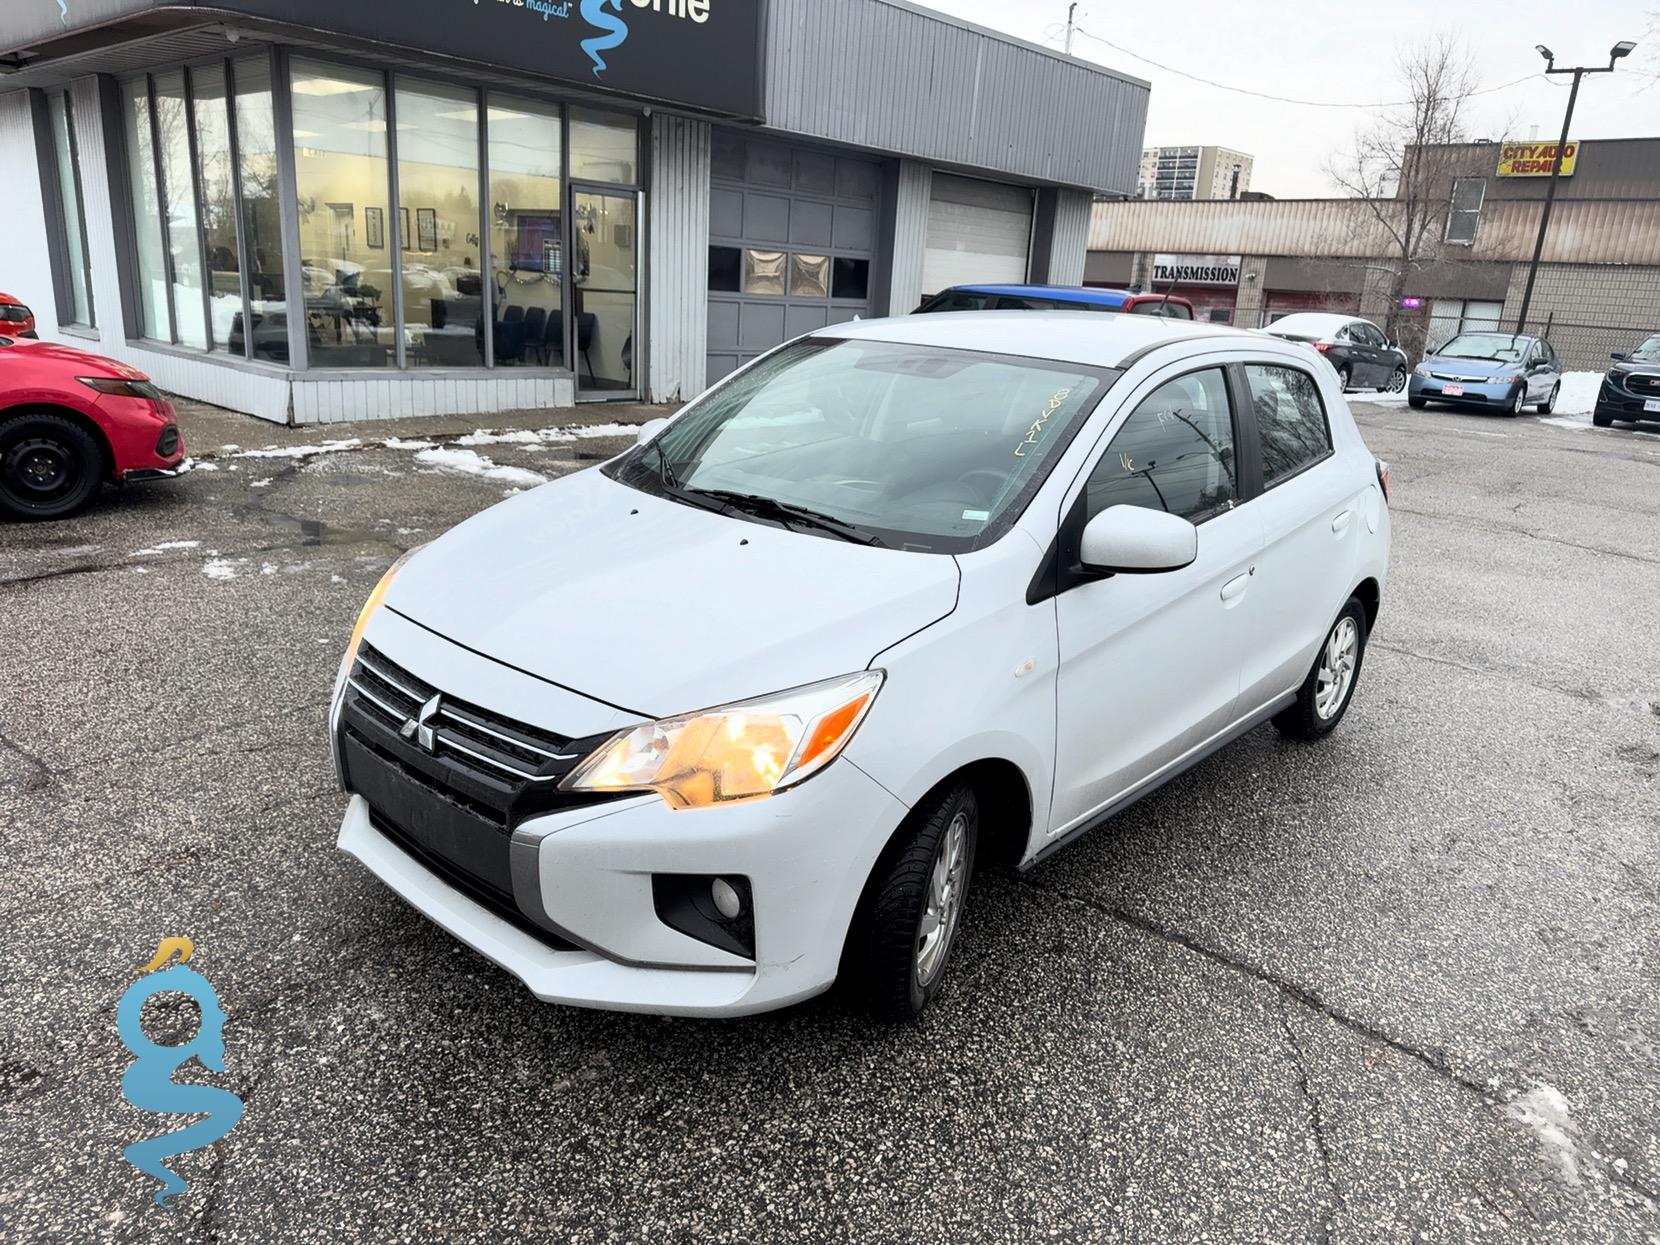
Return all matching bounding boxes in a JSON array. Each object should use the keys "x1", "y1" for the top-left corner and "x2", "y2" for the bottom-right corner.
[{"x1": 1067, "y1": 25, "x2": 1559, "y2": 108}]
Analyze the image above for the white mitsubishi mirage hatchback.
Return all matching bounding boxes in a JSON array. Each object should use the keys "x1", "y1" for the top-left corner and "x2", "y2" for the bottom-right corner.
[{"x1": 333, "y1": 312, "x2": 1390, "y2": 1020}]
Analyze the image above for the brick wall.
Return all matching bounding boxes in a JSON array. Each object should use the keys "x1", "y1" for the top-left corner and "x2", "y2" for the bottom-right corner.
[{"x1": 1503, "y1": 263, "x2": 1660, "y2": 370}]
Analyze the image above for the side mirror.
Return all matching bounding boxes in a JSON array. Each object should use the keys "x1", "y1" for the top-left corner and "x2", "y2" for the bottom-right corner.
[
  {"x1": 635, "y1": 418, "x2": 669, "y2": 446},
  {"x1": 1611, "y1": 351, "x2": 1629, "y2": 362},
  {"x1": 1079, "y1": 505, "x2": 1198, "y2": 574}
]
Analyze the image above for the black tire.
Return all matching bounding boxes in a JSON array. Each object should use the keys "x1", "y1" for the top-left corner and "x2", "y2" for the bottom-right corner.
[
  {"x1": 1506, "y1": 385, "x2": 1526, "y2": 417},
  {"x1": 0, "y1": 412, "x2": 103, "y2": 521},
  {"x1": 1273, "y1": 598, "x2": 1369, "y2": 742},
  {"x1": 1591, "y1": 409, "x2": 1614, "y2": 428},
  {"x1": 1407, "y1": 394, "x2": 1427, "y2": 410},
  {"x1": 1383, "y1": 366, "x2": 1407, "y2": 394},
  {"x1": 849, "y1": 783, "x2": 978, "y2": 1020},
  {"x1": 1334, "y1": 365, "x2": 1352, "y2": 392},
  {"x1": 1536, "y1": 382, "x2": 1559, "y2": 415}
]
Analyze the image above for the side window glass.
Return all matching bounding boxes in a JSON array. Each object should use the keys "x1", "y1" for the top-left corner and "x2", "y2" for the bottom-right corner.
[
  {"x1": 1083, "y1": 368, "x2": 1237, "y2": 524},
  {"x1": 1245, "y1": 365, "x2": 1333, "y2": 486}
]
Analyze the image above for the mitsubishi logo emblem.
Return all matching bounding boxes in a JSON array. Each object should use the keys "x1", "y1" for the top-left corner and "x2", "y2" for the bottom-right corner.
[{"x1": 399, "y1": 694, "x2": 442, "y2": 754}]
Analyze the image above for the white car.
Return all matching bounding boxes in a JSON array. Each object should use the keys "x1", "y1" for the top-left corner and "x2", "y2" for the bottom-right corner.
[{"x1": 332, "y1": 312, "x2": 1392, "y2": 1019}]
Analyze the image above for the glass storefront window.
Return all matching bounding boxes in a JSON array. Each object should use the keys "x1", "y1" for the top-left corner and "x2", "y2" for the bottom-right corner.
[
  {"x1": 572, "y1": 189, "x2": 636, "y2": 392},
  {"x1": 395, "y1": 78, "x2": 483, "y2": 368},
  {"x1": 46, "y1": 93, "x2": 94, "y2": 327},
  {"x1": 291, "y1": 59, "x2": 393, "y2": 368},
  {"x1": 569, "y1": 107, "x2": 637, "y2": 185},
  {"x1": 487, "y1": 94, "x2": 563, "y2": 368},
  {"x1": 233, "y1": 57, "x2": 287, "y2": 364},
  {"x1": 154, "y1": 71, "x2": 207, "y2": 349},
  {"x1": 191, "y1": 64, "x2": 239, "y2": 353},
  {"x1": 121, "y1": 79, "x2": 171, "y2": 342}
]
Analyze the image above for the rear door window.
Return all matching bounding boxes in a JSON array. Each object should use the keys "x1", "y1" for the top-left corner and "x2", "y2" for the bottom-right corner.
[{"x1": 1244, "y1": 364, "x2": 1333, "y2": 487}]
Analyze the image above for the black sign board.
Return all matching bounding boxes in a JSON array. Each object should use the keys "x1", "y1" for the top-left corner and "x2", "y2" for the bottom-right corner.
[{"x1": 205, "y1": 0, "x2": 764, "y2": 118}]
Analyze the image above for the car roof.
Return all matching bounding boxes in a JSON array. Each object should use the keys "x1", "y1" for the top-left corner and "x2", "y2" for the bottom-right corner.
[
  {"x1": 813, "y1": 310, "x2": 1267, "y2": 369},
  {"x1": 939, "y1": 284, "x2": 1137, "y2": 306},
  {"x1": 1265, "y1": 312, "x2": 1368, "y2": 335}
]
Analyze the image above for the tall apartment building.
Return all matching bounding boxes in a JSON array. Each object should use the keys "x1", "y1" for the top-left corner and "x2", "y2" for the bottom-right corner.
[{"x1": 1137, "y1": 146, "x2": 1254, "y2": 200}]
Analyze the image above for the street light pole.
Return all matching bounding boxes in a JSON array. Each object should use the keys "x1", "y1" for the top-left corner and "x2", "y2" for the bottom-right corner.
[
  {"x1": 1513, "y1": 40, "x2": 1636, "y2": 332},
  {"x1": 1064, "y1": 3, "x2": 1078, "y2": 56}
]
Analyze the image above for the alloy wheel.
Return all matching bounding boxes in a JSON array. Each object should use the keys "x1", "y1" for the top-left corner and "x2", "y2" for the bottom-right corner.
[
  {"x1": 915, "y1": 809, "x2": 970, "y2": 986},
  {"x1": 1315, "y1": 617, "x2": 1359, "y2": 720},
  {"x1": 1387, "y1": 367, "x2": 1407, "y2": 393},
  {"x1": 1511, "y1": 387, "x2": 1526, "y2": 415}
]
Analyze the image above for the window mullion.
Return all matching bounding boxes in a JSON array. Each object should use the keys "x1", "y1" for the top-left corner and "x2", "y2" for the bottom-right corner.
[
  {"x1": 223, "y1": 57, "x2": 254, "y2": 361},
  {"x1": 145, "y1": 75, "x2": 178, "y2": 344},
  {"x1": 182, "y1": 69, "x2": 214, "y2": 350},
  {"x1": 478, "y1": 86, "x2": 493, "y2": 369},
  {"x1": 386, "y1": 70, "x2": 405, "y2": 370}
]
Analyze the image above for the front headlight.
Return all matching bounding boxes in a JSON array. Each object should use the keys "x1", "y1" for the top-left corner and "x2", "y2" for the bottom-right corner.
[
  {"x1": 1414, "y1": 363, "x2": 1432, "y2": 377},
  {"x1": 561, "y1": 670, "x2": 885, "y2": 809},
  {"x1": 1499, "y1": 374, "x2": 1523, "y2": 385},
  {"x1": 334, "y1": 545, "x2": 423, "y2": 697}
]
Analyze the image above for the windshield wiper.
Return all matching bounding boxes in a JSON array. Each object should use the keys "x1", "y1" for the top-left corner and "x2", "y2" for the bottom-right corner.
[{"x1": 687, "y1": 489, "x2": 887, "y2": 547}]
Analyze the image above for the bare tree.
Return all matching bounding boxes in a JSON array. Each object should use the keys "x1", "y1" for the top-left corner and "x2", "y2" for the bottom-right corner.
[{"x1": 1327, "y1": 34, "x2": 1484, "y2": 342}]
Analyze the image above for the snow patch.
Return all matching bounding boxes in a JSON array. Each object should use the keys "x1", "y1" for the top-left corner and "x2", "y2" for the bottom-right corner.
[
  {"x1": 202, "y1": 558, "x2": 242, "y2": 580},
  {"x1": 132, "y1": 540, "x2": 201, "y2": 556},
  {"x1": 249, "y1": 478, "x2": 273, "y2": 488},
  {"x1": 414, "y1": 447, "x2": 548, "y2": 488},
  {"x1": 1505, "y1": 1084, "x2": 1584, "y2": 1185},
  {"x1": 383, "y1": 437, "x2": 438, "y2": 450},
  {"x1": 231, "y1": 438, "x2": 362, "y2": 459},
  {"x1": 57, "y1": 544, "x2": 102, "y2": 557}
]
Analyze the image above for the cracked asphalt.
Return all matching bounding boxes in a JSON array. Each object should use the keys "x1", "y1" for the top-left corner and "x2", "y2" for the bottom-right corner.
[{"x1": 2, "y1": 396, "x2": 1658, "y2": 1243}]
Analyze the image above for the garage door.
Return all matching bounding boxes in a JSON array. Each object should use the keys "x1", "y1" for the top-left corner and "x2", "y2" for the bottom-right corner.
[
  {"x1": 921, "y1": 174, "x2": 1033, "y2": 299},
  {"x1": 706, "y1": 130, "x2": 881, "y2": 384}
]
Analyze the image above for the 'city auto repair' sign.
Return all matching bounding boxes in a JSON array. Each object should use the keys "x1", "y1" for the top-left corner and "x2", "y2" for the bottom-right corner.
[
  {"x1": 1498, "y1": 141, "x2": 1578, "y2": 177},
  {"x1": 1151, "y1": 254, "x2": 1242, "y2": 285}
]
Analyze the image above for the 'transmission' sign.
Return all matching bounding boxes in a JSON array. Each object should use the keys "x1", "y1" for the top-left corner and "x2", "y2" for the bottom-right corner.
[{"x1": 1151, "y1": 254, "x2": 1242, "y2": 286}]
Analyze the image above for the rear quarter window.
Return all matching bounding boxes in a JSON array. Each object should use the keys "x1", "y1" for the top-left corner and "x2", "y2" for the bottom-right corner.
[{"x1": 1244, "y1": 364, "x2": 1333, "y2": 487}]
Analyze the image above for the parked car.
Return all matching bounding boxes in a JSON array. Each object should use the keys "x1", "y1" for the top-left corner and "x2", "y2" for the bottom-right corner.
[
  {"x1": 1593, "y1": 333, "x2": 1660, "y2": 428},
  {"x1": 0, "y1": 292, "x2": 38, "y2": 339},
  {"x1": 1408, "y1": 331, "x2": 1561, "y2": 415},
  {"x1": 917, "y1": 283, "x2": 1196, "y2": 319},
  {"x1": 332, "y1": 312, "x2": 1391, "y2": 1020},
  {"x1": 0, "y1": 336, "x2": 186, "y2": 520},
  {"x1": 1262, "y1": 313, "x2": 1409, "y2": 393}
]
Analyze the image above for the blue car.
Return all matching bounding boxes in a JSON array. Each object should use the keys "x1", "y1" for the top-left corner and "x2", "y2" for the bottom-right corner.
[
  {"x1": 917, "y1": 284, "x2": 1196, "y2": 319},
  {"x1": 1408, "y1": 331, "x2": 1562, "y2": 416}
]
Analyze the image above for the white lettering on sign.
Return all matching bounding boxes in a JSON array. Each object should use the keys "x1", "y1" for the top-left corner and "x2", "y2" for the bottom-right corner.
[{"x1": 630, "y1": 0, "x2": 711, "y2": 20}]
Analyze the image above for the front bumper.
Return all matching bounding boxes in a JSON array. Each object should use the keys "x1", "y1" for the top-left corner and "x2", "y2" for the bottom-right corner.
[
  {"x1": 339, "y1": 750, "x2": 908, "y2": 1016},
  {"x1": 1596, "y1": 376, "x2": 1660, "y2": 423},
  {"x1": 1408, "y1": 374, "x2": 1521, "y2": 407}
]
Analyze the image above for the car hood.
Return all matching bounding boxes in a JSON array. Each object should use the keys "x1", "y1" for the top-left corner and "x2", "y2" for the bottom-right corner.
[
  {"x1": 383, "y1": 467, "x2": 962, "y2": 719},
  {"x1": 1, "y1": 338, "x2": 149, "y2": 379},
  {"x1": 1420, "y1": 355, "x2": 1521, "y2": 377}
]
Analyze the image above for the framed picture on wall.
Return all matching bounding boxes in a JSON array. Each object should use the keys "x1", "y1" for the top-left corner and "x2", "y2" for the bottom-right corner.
[
  {"x1": 511, "y1": 212, "x2": 561, "y2": 272},
  {"x1": 400, "y1": 207, "x2": 411, "y2": 251},
  {"x1": 364, "y1": 206, "x2": 385, "y2": 250},
  {"x1": 416, "y1": 208, "x2": 438, "y2": 253}
]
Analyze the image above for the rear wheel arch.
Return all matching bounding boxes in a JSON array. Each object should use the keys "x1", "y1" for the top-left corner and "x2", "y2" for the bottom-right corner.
[{"x1": 1352, "y1": 577, "x2": 1381, "y2": 633}]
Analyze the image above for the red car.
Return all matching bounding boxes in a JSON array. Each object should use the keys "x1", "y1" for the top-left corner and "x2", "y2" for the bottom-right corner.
[
  {"x1": 0, "y1": 335, "x2": 186, "y2": 520},
  {"x1": 0, "y1": 292, "x2": 36, "y2": 339}
]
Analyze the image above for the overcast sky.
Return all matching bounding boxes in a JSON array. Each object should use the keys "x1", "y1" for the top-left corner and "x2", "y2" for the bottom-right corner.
[{"x1": 914, "y1": 0, "x2": 1657, "y2": 198}]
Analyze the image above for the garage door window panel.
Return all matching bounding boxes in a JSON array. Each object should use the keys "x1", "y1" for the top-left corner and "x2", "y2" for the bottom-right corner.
[{"x1": 1244, "y1": 365, "x2": 1333, "y2": 487}]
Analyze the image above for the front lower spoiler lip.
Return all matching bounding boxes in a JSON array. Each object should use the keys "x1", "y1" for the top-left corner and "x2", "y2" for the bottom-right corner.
[{"x1": 123, "y1": 458, "x2": 193, "y2": 482}]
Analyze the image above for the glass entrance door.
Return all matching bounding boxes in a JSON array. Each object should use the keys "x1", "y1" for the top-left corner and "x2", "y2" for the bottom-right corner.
[{"x1": 569, "y1": 186, "x2": 638, "y2": 399}]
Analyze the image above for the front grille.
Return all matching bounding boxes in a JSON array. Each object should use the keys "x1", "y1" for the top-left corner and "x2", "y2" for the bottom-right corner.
[
  {"x1": 155, "y1": 425, "x2": 180, "y2": 456},
  {"x1": 1626, "y1": 372, "x2": 1660, "y2": 396},
  {"x1": 1430, "y1": 371, "x2": 1491, "y2": 384},
  {"x1": 340, "y1": 640, "x2": 624, "y2": 943}
]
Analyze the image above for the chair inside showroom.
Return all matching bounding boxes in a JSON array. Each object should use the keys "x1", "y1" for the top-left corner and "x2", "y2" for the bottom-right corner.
[
  {"x1": 522, "y1": 306, "x2": 548, "y2": 365},
  {"x1": 577, "y1": 313, "x2": 598, "y2": 381}
]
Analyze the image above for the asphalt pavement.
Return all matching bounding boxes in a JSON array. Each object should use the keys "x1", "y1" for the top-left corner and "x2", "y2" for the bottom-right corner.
[{"x1": 1, "y1": 395, "x2": 1657, "y2": 1243}]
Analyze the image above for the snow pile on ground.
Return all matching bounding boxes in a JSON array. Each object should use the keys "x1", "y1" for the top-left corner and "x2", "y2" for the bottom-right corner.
[
  {"x1": 132, "y1": 540, "x2": 201, "y2": 556},
  {"x1": 453, "y1": 422, "x2": 640, "y2": 448},
  {"x1": 202, "y1": 558, "x2": 241, "y2": 581},
  {"x1": 1361, "y1": 371, "x2": 1605, "y2": 417},
  {"x1": 231, "y1": 438, "x2": 363, "y2": 459},
  {"x1": 413, "y1": 447, "x2": 548, "y2": 488},
  {"x1": 1505, "y1": 1084, "x2": 1584, "y2": 1185}
]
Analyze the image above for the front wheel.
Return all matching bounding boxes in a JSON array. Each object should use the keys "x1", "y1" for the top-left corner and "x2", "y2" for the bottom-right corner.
[
  {"x1": 0, "y1": 412, "x2": 102, "y2": 521},
  {"x1": 1334, "y1": 365, "x2": 1352, "y2": 392},
  {"x1": 1591, "y1": 409, "x2": 1614, "y2": 428},
  {"x1": 1536, "y1": 382, "x2": 1560, "y2": 414},
  {"x1": 1508, "y1": 385, "x2": 1527, "y2": 417},
  {"x1": 850, "y1": 783, "x2": 978, "y2": 1020},
  {"x1": 1273, "y1": 599, "x2": 1369, "y2": 741},
  {"x1": 1407, "y1": 394, "x2": 1427, "y2": 409},
  {"x1": 1384, "y1": 366, "x2": 1407, "y2": 393}
]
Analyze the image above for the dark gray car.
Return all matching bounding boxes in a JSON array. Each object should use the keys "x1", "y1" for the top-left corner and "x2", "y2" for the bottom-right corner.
[{"x1": 1264, "y1": 313, "x2": 1410, "y2": 393}]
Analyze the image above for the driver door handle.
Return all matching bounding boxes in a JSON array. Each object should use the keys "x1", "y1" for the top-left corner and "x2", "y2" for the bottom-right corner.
[{"x1": 1220, "y1": 572, "x2": 1251, "y2": 604}]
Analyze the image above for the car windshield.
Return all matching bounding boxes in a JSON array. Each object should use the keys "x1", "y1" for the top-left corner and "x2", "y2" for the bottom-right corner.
[
  {"x1": 1436, "y1": 333, "x2": 1527, "y2": 362},
  {"x1": 1629, "y1": 335, "x2": 1660, "y2": 363},
  {"x1": 609, "y1": 337, "x2": 1114, "y2": 553}
]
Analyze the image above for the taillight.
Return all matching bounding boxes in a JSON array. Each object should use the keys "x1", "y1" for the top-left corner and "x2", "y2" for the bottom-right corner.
[
  {"x1": 1311, "y1": 341, "x2": 1332, "y2": 353},
  {"x1": 1376, "y1": 459, "x2": 1391, "y2": 503}
]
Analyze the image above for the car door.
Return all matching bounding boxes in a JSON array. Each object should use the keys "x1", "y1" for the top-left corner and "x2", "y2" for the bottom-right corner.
[
  {"x1": 1526, "y1": 339, "x2": 1557, "y2": 400},
  {"x1": 1234, "y1": 360, "x2": 1366, "y2": 712},
  {"x1": 1355, "y1": 322, "x2": 1389, "y2": 385},
  {"x1": 1048, "y1": 363, "x2": 1264, "y2": 837}
]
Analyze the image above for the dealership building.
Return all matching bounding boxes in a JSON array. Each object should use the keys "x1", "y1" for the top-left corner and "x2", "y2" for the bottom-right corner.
[
  {"x1": 1, "y1": 0, "x2": 1147, "y2": 424},
  {"x1": 1089, "y1": 137, "x2": 1660, "y2": 369}
]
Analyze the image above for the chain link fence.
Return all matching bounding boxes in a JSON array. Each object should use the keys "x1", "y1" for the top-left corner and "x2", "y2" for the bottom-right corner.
[{"x1": 1515, "y1": 319, "x2": 1656, "y2": 374}]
